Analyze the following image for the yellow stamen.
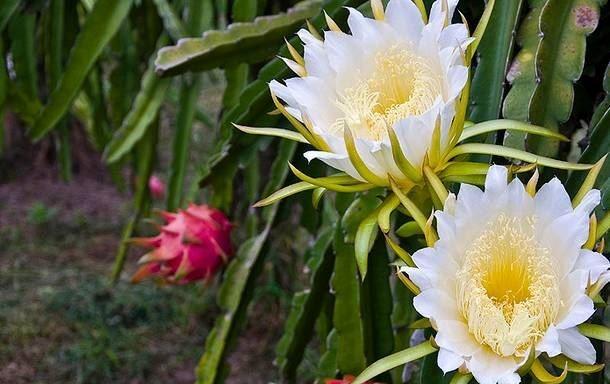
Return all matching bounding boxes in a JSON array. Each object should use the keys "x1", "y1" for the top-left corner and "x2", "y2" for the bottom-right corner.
[
  {"x1": 457, "y1": 214, "x2": 559, "y2": 357},
  {"x1": 330, "y1": 45, "x2": 442, "y2": 141}
]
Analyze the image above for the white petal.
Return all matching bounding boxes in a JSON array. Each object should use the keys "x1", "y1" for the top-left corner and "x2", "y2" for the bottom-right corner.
[
  {"x1": 297, "y1": 29, "x2": 334, "y2": 82},
  {"x1": 270, "y1": 80, "x2": 299, "y2": 113},
  {"x1": 536, "y1": 325, "x2": 561, "y2": 357},
  {"x1": 542, "y1": 212, "x2": 591, "y2": 278},
  {"x1": 392, "y1": 102, "x2": 441, "y2": 167},
  {"x1": 498, "y1": 373, "x2": 521, "y2": 384},
  {"x1": 485, "y1": 165, "x2": 509, "y2": 197},
  {"x1": 434, "y1": 320, "x2": 480, "y2": 356},
  {"x1": 534, "y1": 178, "x2": 573, "y2": 228},
  {"x1": 303, "y1": 151, "x2": 364, "y2": 181},
  {"x1": 439, "y1": 23, "x2": 469, "y2": 51},
  {"x1": 413, "y1": 288, "x2": 459, "y2": 322},
  {"x1": 557, "y1": 327, "x2": 596, "y2": 365},
  {"x1": 503, "y1": 178, "x2": 535, "y2": 217},
  {"x1": 555, "y1": 292, "x2": 594, "y2": 330},
  {"x1": 435, "y1": 210, "x2": 456, "y2": 243},
  {"x1": 430, "y1": 0, "x2": 459, "y2": 24},
  {"x1": 573, "y1": 249, "x2": 610, "y2": 284},
  {"x1": 446, "y1": 65, "x2": 468, "y2": 101},
  {"x1": 347, "y1": 7, "x2": 398, "y2": 50},
  {"x1": 284, "y1": 77, "x2": 340, "y2": 130},
  {"x1": 467, "y1": 348, "x2": 520, "y2": 384},
  {"x1": 385, "y1": 0, "x2": 425, "y2": 43},
  {"x1": 438, "y1": 348, "x2": 464, "y2": 373},
  {"x1": 574, "y1": 189, "x2": 601, "y2": 218}
]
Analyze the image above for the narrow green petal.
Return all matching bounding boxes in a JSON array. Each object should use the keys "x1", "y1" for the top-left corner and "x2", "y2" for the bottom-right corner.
[
  {"x1": 458, "y1": 120, "x2": 569, "y2": 142},
  {"x1": 387, "y1": 125, "x2": 422, "y2": 181},
  {"x1": 549, "y1": 355, "x2": 604, "y2": 374},
  {"x1": 378, "y1": 193, "x2": 401, "y2": 233},
  {"x1": 449, "y1": 372, "x2": 473, "y2": 384},
  {"x1": 344, "y1": 128, "x2": 388, "y2": 186},
  {"x1": 572, "y1": 155, "x2": 607, "y2": 206},
  {"x1": 447, "y1": 144, "x2": 594, "y2": 171},
  {"x1": 578, "y1": 323, "x2": 610, "y2": 342},
  {"x1": 530, "y1": 359, "x2": 567, "y2": 384},
  {"x1": 288, "y1": 163, "x2": 375, "y2": 192},
  {"x1": 233, "y1": 123, "x2": 308, "y2": 143},
  {"x1": 352, "y1": 340, "x2": 437, "y2": 384},
  {"x1": 254, "y1": 181, "x2": 316, "y2": 207},
  {"x1": 384, "y1": 234, "x2": 415, "y2": 267},
  {"x1": 395, "y1": 221, "x2": 423, "y2": 238}
]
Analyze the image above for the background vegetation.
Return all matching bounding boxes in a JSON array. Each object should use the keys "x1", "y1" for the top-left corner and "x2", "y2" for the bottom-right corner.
[{"x1": 0, "y1": 0, "x2": 609, "y2": 383}]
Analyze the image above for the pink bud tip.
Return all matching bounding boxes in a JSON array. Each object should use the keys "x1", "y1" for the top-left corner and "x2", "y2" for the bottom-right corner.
[{"x1": 148, "y1": 175, "x2": 166, "y2": 199}]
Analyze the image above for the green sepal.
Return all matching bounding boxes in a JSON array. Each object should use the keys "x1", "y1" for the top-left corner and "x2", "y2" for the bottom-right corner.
[
  {"x1": 549, "y1": 355, "x2": 605, "y2": 374},
  {"x1": 352, "y1": 340, "x2": 437, "y2": 384},
  {"x1": 387, "y1": 124, "x2": 422, "y2": 182},
  {"x1": 288, "y1": 163, "x2": 374, "y2": 192},
  {"x1": 447, "y1": 143, "x2": 595, "y2": 171},
  {"x1": 233, "y1": 123, "x2": 308, "y2": 143},
  {"x1": 344, "y1": 127, "x2": 388, "y2": 186},
  {"x1": 458, "y1": 119, "x2": 569, "y2": 143},
  {"x1": 530, "y1": 359, "x2": 568, "y2": 384}
]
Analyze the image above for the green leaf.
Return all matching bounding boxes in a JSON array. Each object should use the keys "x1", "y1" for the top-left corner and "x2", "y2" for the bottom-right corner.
[
  {"x1": 504, "y1": 0, "x2": 603, "y2": 157},
  {"x1": 155, "y1": 0, "x2": 322, "y2": 76},
  {"x1": 333, "y1": 198, "x2": 372, "y2": 375},
  {"x1": 166, "y1": 0, "x2": 213, "y2": 211},
  {"x1": 469, "y1": 0, "x2": 523, "y2": 124},
  {"x1": 196, "y1": 141, "x2": 297, "y2": 384},
  {"x1": 0, "y1": 40, "x2": 7, "y2": 154},
  {"x1": 502, "y1": 0, "x2": 546, "y2": 151},
  {"x1": 318, "y1": 329, "x2": 339, "y2": 378},
  {"x1": 47, "y1": 0, "x2": 72, "y2": 181},
  {"x1": 152, "y1": 0, "x2": 187, "y2": 41},
  {"x1": 110, "y1": 120, "x2": 158, "y2": 282},
  {"x1": 566, "y1": 62, "x2": 610, "y2": 209},
  {"x1": 166, "y1": 76, "x2": 199, "y2": 210},
  {"x1": 361, "y1": 237, "x2": 394, "y2": 382},
  {"x1": 9, "y1": 12, "x2": 38, "y2": 100},
  {"x1": 275, "y1": 226, "x2": 335, "y2": 382},
  {"x1": 418, "y1": 351, "x2": 448, "y2": 384},
  {"x1": 0, "y1": 0, "x2": 19, "y2": 33},
  {"x1": 527, "y1": 0, "x2": 603, "y2": 157},
  {"x1": 29, "y1": 0, "x2": 133, "y2": 141},
  {"x1": 352, "y1": 340, "x2": 437, "y2": 384},
  {"x1": 103, "y1": 49, "x2": 171, "y2": 163},
  {"x1": 194, "y1": 0, "x2": 364, "y2": 189}
]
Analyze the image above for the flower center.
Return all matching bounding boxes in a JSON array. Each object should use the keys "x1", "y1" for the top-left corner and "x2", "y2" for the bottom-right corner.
[
  {"x1": 331, "y1": 45, "x2": 442, "y2": 141},
  {"x1": 457, "y1": 214, "x2": 559, "y2": 357}
]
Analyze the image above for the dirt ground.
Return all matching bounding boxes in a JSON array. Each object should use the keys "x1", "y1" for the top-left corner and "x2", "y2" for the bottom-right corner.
[{"x1": 0, "y1": 169, "x2": 281, "y2": 384}]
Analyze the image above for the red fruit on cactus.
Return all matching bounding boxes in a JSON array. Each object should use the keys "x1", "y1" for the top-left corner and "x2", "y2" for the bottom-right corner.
[
  {"x1": 148, "y1": 175, "x2": 165, "y2": 199},
  {"x1": 131, "y1": 204, "x2": 233, "y2": 284}
]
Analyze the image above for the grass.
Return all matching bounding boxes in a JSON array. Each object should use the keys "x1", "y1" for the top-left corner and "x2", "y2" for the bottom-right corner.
[{"x1": 0, "y1": 196, "x2": 217, "y2": 384}]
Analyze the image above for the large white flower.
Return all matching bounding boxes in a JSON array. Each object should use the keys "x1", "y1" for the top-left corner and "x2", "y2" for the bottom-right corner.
[
  {"x1": 403, "y1": 165, "x2": 609, "y2": 384},
  {"x1": 270, "y1": 0, "x2": 470, "y2": 185}
]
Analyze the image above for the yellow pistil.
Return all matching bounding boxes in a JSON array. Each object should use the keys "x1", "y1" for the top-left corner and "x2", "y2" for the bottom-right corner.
[
  {"x1": 331, "y1": 45, "x2": 443, "y2": 141},
  {"x1": 457, "y1": 214, "x2": 559, "y2": 357}
]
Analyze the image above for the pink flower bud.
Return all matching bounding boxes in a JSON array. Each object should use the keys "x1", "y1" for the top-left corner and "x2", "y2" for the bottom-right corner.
[
  {"x1": 148, "y1": 175, "x2": 165, "y2": 200},
  {"x1": 131, "y1": 204, "x2": 233, "y2": 284}
]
